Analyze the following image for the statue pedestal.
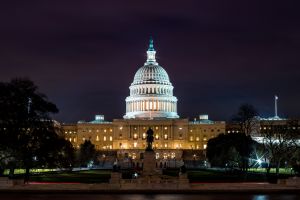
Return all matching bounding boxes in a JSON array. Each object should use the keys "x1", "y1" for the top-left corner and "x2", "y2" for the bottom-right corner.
[
  {"x1": 109, "y1": 172, "x2": 121, "y2": 189},
  {"x1": 178, "y1": 174, "x2": 190, "y2": 189},
  {"x1": 143, "y1": 150, "x2": 156, "y2": 176}
]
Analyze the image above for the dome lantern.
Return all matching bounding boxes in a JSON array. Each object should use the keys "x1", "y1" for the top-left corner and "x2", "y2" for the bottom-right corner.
[{"x1": 146, "y1": 37, "x2": 157, "y2": 64}]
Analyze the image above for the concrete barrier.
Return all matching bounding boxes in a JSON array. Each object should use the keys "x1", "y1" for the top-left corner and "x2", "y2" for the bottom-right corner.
[
  {"x1": 286, "y1": 177, "x2": 300, "y2": 186},
  {"x1": 0, "y1": 177, "x2": 12, "y2": 187}
]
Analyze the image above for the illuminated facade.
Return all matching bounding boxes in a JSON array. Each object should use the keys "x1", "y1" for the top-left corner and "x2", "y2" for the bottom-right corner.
[
  {"x1": 62, "y1": 39, "x2": 226, "y2": 160},
  {"x1": 124, "y1": 38, "x2": 179, "y2": 119}
]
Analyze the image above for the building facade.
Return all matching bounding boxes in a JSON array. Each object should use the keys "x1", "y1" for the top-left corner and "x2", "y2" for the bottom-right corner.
[{"x1": 62, "y1": 39, "x2": 226, "y2": 160}]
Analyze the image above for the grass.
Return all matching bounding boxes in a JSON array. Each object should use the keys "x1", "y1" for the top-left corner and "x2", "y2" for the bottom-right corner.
[
  {"x1": 3, "y1": 168, "x2": 54, "y2": 175},
  {"x1": 247, "y1": 167, "x2": 293, "y2": 175},
  {"x1": 3, "y1": 169, "x2": 111, "y2": 183},
  {"x1": 187, "y1": 168, "x2": 292, "y2": 183},
  {"x1": 2, "y1": 167, "x2": 295, "y2": 184},
  {"x1": 29, "y1": 170, "x2": 111, "y2": 183}
]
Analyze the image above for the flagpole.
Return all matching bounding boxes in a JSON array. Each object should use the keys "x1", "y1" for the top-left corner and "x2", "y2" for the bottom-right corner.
[{"x1": 275, "y1": 95, "x2": 278, "y2": 117}]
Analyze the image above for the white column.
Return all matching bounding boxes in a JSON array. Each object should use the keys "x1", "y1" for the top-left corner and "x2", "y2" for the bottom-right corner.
[{"x1": 138, "y1": 101, "x2": 140, "y2": 111}]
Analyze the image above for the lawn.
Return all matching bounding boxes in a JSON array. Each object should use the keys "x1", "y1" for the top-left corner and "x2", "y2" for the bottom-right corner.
[
  {"x1": 2, "y1": 168, "x2": 295, "y2": 184},
  {"x1": 28, "y1": 170, "x2": 112, "y2": 183},
  {"x1": 187, "y1": 168, "x2": 292, "y2": 183},
  {"x1": 2, "y1": 169, "x2": 112, "y2": 183}
]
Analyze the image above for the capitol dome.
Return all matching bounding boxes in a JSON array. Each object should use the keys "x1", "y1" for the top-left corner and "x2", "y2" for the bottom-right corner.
[
  {"x1": 132, "y1": 64, "x2": 171, "y2": 86},
  {"x1": 124, "y1": 38, "x2": 179, "y2": 119}
]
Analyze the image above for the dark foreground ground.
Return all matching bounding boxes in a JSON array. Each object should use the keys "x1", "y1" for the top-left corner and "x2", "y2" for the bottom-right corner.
[{"x1": 0, "y1": 194, "x2": 299, "y2": 200}]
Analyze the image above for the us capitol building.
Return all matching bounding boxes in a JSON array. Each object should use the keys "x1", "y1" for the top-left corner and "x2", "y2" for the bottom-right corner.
[{"x1": 62, "y1": 39, "x2": 225, "y2": 161}]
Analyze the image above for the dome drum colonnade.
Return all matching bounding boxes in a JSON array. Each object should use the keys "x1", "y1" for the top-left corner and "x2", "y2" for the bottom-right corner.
[{"x1": 124, "y1": 38, "x2": 179, "y2": 119}]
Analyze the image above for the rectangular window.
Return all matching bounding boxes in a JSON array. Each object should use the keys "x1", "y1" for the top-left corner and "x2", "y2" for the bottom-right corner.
[{"x1": 190, "y1": 136, "x2": 193, "y2": 141}]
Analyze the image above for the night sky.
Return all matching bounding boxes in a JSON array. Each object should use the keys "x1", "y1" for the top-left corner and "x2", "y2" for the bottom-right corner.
[{"x1": 1, "y1": 1, "x2": 300, "y2": 123}]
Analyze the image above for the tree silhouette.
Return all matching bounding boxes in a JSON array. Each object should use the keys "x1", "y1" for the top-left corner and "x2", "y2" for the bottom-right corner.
[
  {"x1": 77, "y1": 140, "x2": 96, "y2": 167},
  {"x1": 0, "y1": 78, "x2": 73, "y2": 181},
  {"x1": 232, "y1": 104, "x2": 259, "y2": 135},
  {"x1": 206, "y1": 132, "x2": 256, "y2": 171}
]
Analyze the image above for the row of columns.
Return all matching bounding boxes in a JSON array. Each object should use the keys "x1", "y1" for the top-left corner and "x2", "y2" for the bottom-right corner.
[
  {"x1": 130, "y1": 87, "x2": 172, "y2": 96},
  {"x1": 126, "y1": 100, "x2": 177, "y2": 113}
]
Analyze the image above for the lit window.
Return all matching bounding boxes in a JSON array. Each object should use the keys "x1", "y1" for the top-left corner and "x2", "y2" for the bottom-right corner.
[
  {"x1": 69, "y1": 138, "x2": 72, "y2": 142},
  {"x1": 164, "y1": 127, "x2": 168, "y2": 130},
  {"x1": 155, "y1": 134, "x2": 159, "y2": 139},
  {"x1": 96, "y1": 130, "x2": 99, "y2": 132},
  {"x1": 110, "y1": 129, "x2": 113, "y2": 132},
  {"x1": 156, "y1": 153, "x2": 160, "y2": 159},
  {"x1": 120, "y1": 127, "x2": 123, "y2": 130},
  {"x1": 164, "y1": 134, "x2": 168, "y2": 139},
  {"x1": 109, "y1": 145, "x2": 112, "y2": 149},
  {"x1": 89, "y1": 130, "x2": 92, "y2": 133},
  {"x1": 164, "y1": 143, "x2": 168, "y2": 148},
  {"x1": 196, "y1": 137, "x2": 199, "y2": 141},
  {"x1": 203, "y1": 137, "x2": 207, "y2": 141},
  {"x1": 196, "y1": 145, "x2": 199, "y2": 149},
  {"x1": 82, "y1": 137, "x2": 85, "y2": 141},
  {"x1": 156, "y1": 127, "x2": 159, "y2": 130},
  {"x1": 142, "y1": 133, "x2": 146, "y2": 139},
  {"x1": 109, "y1": 136, "x2": 112, "y2": 141},
  {"x1": 132, "y1": 153, "x2": 136, "y2": 159},
  {"x1": 171, "y1": 152, "x2": 175, "y2": 159},
  {"x1": 190, "y1": 136, "x2": 193, "y2": 141},
  {"x1": 96, "y1": 135, "x2": 99, "y2": 141},
  {"x1": 65, "y1": 131, "x2": 67, "y2": 134},
  {"x1": 103, "y1": 136, "x2": 106, "y2": 141},
  {"x1": 190, "y1": 130, "x2": 192, "y2": 132},
  {"x1": 134, "y1": 142, "x2": 137, "y2": 148},
  {"x1": 133, "y1": 133, "x2": 138, "y2": 139},
  {"x1": 203, "y1": 144, "x2": 207, "y2": 149},
  {"x1": 179, "y1": 127, "x2": 182, "y2": 130},
  {"x1": 74, "y1": 138, "x2": 77, "y2": 142},
  {"x1": 104, "y1": 129, "x2": 107, "y2": 133}
]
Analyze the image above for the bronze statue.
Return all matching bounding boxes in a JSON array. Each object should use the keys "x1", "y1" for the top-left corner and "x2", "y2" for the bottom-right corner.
[{"x1": 146, "y1": 127, "x2": 154, "y2": 151}]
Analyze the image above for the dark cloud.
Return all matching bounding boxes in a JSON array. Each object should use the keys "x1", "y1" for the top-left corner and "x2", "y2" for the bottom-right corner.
[{"x1": 0, "y1": 0, "x2": 300, "y2": 122}]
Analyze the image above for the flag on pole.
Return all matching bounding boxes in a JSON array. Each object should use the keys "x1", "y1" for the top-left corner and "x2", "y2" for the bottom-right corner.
[{"x1": 275, "y1": 95, "x2": 278, "y2": 100}]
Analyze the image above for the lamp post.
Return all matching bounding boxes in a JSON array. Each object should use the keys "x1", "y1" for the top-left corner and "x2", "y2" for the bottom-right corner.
[
  {"x1": 27, "y1": 97, "x2": 32, "y2": 114},
  {"x1": 275, "y1": 95, "x2": 278, "y2": 117}
]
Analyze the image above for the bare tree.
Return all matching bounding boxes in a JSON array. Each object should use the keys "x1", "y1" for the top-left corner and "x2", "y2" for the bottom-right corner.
[
  {"x1": 261, "y1": 119, "x2": 300, "y2": 176},
  {"x1": 233, "y1": 104, "x2": 259, "y2": 135}
]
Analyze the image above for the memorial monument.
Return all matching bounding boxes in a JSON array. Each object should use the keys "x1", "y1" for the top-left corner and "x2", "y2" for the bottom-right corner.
[{"x1": 143, "y1": 127, "x2": 157, "y2": 176}]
